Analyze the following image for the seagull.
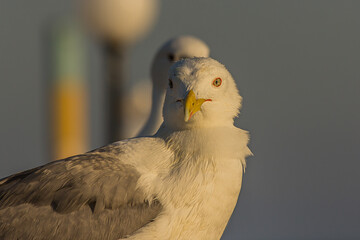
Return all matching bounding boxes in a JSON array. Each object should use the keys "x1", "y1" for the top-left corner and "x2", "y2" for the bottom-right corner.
[
  {"x1": 0, "y1": 57, "x2": 251, "y2": 240},
  {"x1": 137, "y1": 35, "x2": 210, "y2": 136}
]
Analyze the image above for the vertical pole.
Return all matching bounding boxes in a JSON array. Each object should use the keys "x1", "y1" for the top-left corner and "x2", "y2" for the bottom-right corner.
[
  {"x1": 103, "y1": 41, "x2": 126, "y2": 143},
  {"x1": 50, "y1": 21, "x2": 88, "y2": 160}
]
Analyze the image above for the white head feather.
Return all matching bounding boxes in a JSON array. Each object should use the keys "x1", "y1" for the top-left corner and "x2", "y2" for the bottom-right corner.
[
  {"x1": 162, "y1": 57, "x2": 242, "y2": 131},
  {"x1": 138, "y1": 36, "x2": 210, "y2": 136}
]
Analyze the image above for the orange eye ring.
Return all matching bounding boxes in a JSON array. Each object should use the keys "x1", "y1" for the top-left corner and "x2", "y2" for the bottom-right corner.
[{"x1": 212, "y1": 77, "x2": 222, "y2": 87}]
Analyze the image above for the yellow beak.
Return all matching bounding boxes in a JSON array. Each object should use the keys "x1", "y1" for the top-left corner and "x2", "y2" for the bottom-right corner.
[{"x1": 184, "y1": 90, "x2": 210, "y2": 122}]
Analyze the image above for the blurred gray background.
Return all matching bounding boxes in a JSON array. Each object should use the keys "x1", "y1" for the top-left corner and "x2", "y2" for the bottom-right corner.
[{"x1": 0, "y1": 0, "x2": 359, "y2": 239}]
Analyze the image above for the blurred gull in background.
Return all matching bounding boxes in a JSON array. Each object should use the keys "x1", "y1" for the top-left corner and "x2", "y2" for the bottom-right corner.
[{"x1": 136, "y1": 36, "x2": 210, "y2": 136}]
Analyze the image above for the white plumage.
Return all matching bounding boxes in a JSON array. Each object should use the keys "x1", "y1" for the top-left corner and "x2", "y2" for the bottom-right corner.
[
  {"x1": 126, "y1": 57, "x2": 251, "y2": 239},
  {"x1": 0, "y1": 57, "x2": 251, "y2": 240},
  {"x1": 137, "y1": 36, "x2": 210, "y2": 136}
]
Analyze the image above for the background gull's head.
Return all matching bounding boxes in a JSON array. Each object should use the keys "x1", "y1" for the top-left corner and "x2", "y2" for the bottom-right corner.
[{"x1": 151, "y1": 36, "x2": 210, "y2": 93}]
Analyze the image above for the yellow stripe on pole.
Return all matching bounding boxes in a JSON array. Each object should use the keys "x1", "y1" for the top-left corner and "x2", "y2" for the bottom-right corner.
[{"x1": 52, "y1": 81, "x2": 88, "y2": 160}]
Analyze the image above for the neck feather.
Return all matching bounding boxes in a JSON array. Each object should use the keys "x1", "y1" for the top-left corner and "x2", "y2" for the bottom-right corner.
[{"x1": 138, "y1": 87, "x2": 166, "y2": 136}]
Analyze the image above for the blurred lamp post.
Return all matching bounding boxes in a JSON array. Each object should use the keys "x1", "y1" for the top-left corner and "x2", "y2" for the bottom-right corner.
[{"x1": 80, "y1": 0, "x2": 159, "y2": 143}]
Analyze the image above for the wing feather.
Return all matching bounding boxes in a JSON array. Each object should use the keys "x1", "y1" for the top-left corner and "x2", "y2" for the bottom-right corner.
[{"x1": 0, "y1": 142, "x2": 162, "y2": 239}]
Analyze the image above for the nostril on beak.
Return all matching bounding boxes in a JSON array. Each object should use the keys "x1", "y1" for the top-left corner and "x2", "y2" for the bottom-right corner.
[{"x1": 176, "y1": 99, "x2": 183, "y2": 103}]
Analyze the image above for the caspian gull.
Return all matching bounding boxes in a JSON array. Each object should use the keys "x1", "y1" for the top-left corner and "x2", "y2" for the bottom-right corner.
[{"x1": 0, "y1": 57, "x2": 251, "y2": 240}]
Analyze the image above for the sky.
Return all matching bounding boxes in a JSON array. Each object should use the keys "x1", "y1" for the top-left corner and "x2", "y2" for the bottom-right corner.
[{"x1": 0, "y1": 1, "x2": 360, "y2": 239}]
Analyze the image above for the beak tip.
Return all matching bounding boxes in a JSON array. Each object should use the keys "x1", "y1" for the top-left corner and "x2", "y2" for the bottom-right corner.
[{"x1": 184, "y1": 113, "x2": 190, "y2": 122}]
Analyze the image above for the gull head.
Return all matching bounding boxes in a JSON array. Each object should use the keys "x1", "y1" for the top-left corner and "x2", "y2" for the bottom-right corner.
[
  {"x1": 151, "y1": 36, "x2": 210, "y2": 92},
  {"x1": 163, "y1": 57, "x2": 242, "y2": 130}
]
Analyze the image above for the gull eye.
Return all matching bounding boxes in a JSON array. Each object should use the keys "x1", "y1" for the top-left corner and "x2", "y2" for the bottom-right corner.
[
  {"x1": 168, "y1": 53, "x2": 175, "y2": 62},
  {"x1": 168, "y1": 79, "x2": 173, "y2": 89},
  {"x1": 212, "y1": 77, "x2": 222, "y2": 87}
]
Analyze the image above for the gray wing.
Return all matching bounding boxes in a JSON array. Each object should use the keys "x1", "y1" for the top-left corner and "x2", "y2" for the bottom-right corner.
[{"x1": 0, "y1": 142, "x2": 162, "y2": 240}]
